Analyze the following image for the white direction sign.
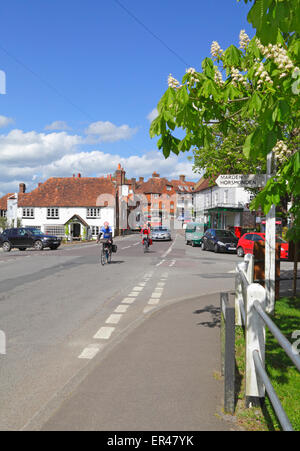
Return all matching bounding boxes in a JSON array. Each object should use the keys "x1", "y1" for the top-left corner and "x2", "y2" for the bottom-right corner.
[{"x1": 216, "y1": 174, "x2": 267, "y2": 188}]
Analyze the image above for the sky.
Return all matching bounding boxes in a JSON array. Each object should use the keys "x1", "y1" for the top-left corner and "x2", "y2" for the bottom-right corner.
[{"x1": 0, "y1": 0, "x2": 253, "y2": 196}]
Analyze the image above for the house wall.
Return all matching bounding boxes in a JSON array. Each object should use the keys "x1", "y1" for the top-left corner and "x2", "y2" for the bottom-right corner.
[{"x1": 17, "y1": 206, "x2": 115, "y2": 237}]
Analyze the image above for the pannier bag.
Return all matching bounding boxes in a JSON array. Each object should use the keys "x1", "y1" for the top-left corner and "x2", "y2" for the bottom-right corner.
[{"x1": 112, "y1": 244, "x2": 118, "y2": 253}]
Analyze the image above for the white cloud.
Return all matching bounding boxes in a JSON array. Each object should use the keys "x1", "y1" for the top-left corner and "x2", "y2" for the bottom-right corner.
[
  {"x1": 0, "y1": 129, "x2": 82, "y2": 167},
  {"x1": 0, "y1": 115, "x2": 14, "y2": 128},
  {"x1": 84, "y1": 121, "x2": 138, "y2": 143},
  {"x1": 44, "y1": 121, "x2": 72, "y2": 131},
  {"x1": 147, "y1": 108, "x2": 158, "y2": 122},
  {"x1": 0, "y1": 127, "x2": 198, "y2": 197}
]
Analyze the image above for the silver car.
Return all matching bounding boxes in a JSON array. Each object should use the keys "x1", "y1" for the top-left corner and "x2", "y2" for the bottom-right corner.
[{"x1": 151, "y1": 227, "x2": 172, "y2": 241}]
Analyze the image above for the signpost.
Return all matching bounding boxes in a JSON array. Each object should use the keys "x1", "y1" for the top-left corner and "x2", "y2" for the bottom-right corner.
[
  {"x1": 216, "y1": 168, "x2": 276, "y2": 313},
  {"x1": 216, "y1": 174, "x2": 267, "y2": 188}
]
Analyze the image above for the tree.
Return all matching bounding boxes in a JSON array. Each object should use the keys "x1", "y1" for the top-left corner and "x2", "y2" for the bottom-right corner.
[{"x1": 150, "y1": 3, "x2": 300, "y2": 240}]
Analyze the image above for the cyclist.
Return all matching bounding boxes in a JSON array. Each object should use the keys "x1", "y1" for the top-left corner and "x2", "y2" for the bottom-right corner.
[
  {"x1": 97, "y1": 222, "x2": 113, "y2": 250},
  {"x1": 141, "y1": 223, "x2": 151, "y2": 250}
]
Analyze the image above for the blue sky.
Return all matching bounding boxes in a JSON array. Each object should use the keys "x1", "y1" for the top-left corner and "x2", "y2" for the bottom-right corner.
[{"x1": 0, "y1": 0, "x2": 253, "y2": 196}]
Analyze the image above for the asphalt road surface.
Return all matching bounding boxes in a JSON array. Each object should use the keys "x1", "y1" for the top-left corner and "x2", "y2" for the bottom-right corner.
[{"x1": 0, "y1": 232, "x2": 297, "y2": 430}]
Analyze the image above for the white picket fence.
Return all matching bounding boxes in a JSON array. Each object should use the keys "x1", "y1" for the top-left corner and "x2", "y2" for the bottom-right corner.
[{"x1": 234, "y1": 254, "x2": 300, "y2": 431}]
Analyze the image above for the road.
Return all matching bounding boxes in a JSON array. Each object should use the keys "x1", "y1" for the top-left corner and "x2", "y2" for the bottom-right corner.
[{"x1": 0, "y1": 232, "x2": 296, "y2": 430}]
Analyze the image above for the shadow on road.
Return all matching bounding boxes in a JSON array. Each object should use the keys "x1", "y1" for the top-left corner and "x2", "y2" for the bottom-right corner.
[{"x1": 193, "y1": 304, "x2": 221, "y2": 328}]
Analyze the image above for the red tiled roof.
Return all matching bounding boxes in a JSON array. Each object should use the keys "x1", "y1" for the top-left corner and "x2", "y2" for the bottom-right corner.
[
  {"x1": 0, "y1": 193, "x2": 14, "y2": 211},
  {"x1": 194, "y1": 176, "x2": 216, "y2": 192},
  {"x1": 134, "y1": 177, "x2": 175, "y2": 195},
  {"x1": 18, "y1": 177, "x2": 116, "y2": 207}
]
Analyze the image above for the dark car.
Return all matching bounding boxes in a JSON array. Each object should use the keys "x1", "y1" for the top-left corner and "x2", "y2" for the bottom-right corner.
[
  {"x1": 0, "y1": 227, "x2": 61, "y2": 252},
  {"x1": 201, "y1": 228, "x2": 238, "y2": 253}
]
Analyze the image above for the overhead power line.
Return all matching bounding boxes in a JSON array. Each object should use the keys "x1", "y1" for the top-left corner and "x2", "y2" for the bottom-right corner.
[{"x1": 112, "y1": 0, "x2": 190, "y2": 67}]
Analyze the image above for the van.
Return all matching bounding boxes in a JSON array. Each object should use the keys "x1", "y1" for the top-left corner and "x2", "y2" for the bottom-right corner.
[{"x1": 185, "y1": 222, "x2": 205, "y2": 247}]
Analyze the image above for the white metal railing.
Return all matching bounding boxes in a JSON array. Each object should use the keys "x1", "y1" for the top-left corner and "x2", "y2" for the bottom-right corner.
[{"x1": 235, "y1": 254, "x2": 300, "y2": 431}]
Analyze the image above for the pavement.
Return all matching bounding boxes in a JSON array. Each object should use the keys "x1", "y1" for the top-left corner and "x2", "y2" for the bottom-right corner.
[
  {"x1": 0, "y1": 231, "x2": 298, "y2": 431},
  {"x1": 41, "y1": 292, "x2": 237, "y2": 431}
]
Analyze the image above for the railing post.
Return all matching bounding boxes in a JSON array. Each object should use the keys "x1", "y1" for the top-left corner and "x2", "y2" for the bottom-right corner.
[
  {"x1": 245, "y1": 283, "x2": 266, "y2": 408},
  {"x1": 235, "y1": 260, "x2": 248, "y2": 326},
  {"x1": 244, "y1": 254, "x2": 254, "y2": 284},
  {"x1": 220, "y1": 292, "x2": 235, "y2": 414}
]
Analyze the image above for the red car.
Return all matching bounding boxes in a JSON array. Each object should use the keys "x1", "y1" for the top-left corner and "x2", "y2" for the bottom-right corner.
[{"x1": 237, "y1": 232, "x2": 288, "y2": 259}]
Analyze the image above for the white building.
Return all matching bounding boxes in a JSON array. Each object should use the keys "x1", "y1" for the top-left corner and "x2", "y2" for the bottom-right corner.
[
  {"x1": 6, "y1": 175, "x2": 117, "y2": 239},
  {"x1": 193, "y1": 176, "x2": 255, "y2": 230}
]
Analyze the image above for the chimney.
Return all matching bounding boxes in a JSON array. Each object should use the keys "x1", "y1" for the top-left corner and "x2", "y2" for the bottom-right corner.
[
  {"x1": 139, "y1": 177, "x2": 144, "y2": 183},
  {"x1": 131, "y1": 178, "x2": 136, "y2": 189},
  {"x1": 152, "y1": 172, "x2": 160, "y2": 178},
  {"x1": 19, "y1": 183, "x2": 26, "y2": 194},
  {"x1": 116, "y1": 163, "x2": 126, "y2": 186},
  {"x1": 179, "y1": 175, "x2": 186, "y2": 182}
]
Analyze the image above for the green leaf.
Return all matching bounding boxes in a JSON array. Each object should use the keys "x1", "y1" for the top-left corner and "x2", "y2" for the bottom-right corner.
[
  {"x1": 223, "y1": 45, "x2": 242, "y2": 67},
  {"x1": 202, "y1": 58, "x2": 215, "y2": 78}
]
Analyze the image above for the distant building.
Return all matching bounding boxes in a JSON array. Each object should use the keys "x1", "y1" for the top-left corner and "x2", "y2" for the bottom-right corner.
[
  {"x1": 0, "y1": 166, "x2": 196, "y2": 237},
  {"x1": 193, "y1": 176, "x2": 255, "y2": 229}
]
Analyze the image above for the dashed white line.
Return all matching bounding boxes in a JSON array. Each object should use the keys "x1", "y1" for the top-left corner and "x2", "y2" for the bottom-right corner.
[
  {"x1": 114, "y1": 305, "x2": 129, "y2": 313},
  {"x1": 122, "y1": 297, "x2": 136, "y2": 304},
  {"x1": 94, "y1": 326, "x2": 115, "y2": 340},
  {"x1": 148, "y1": 298, "x2": 160, "y2": 305},
  {"x1": 105, "y1": 314, "x2": 122, "y2": 325},
  {"x1": 78, "y1": 344, "x2": 102, "y2": 360},
  {"x1": 156, "y1": 259, "x2": 166, "y2": 267}
]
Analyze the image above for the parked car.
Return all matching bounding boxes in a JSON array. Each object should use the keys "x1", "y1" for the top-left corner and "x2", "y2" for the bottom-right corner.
[
  {"x1": 237, "y1": 232, "x2": 288, "y2": 259},
  {"x1": 151, "y1": 227, "x2": 172, "y2": 241},
  {"x1": 202, "y1": 229, "x2": 238, "y2": 253},
  {"x1": 185, "y1": 222, "x2": 205, "y2": 247},
  {"x1": 0, "y1": 227, "x2": 61, "y2": 252}
]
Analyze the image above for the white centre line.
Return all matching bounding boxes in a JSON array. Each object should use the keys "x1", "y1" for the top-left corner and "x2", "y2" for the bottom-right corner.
[
  {"x1": 122, "y1": 297, "x2": 136, "y2": 304},
  {"x1": 78, "y1": 344, "x2": 103, "y2": 360},
  {"x1": 94, "y1": 326, "x2": 115, "y2": 340},
  {"x1": 156, "y1": 259, "x2": 166, "y2": 267},
  {"x1": 114, "y1": 304, "x2": 129, "y2": 313},
  {"x1": 105, "y1": 314, "x2": 122, "y2": 325}
]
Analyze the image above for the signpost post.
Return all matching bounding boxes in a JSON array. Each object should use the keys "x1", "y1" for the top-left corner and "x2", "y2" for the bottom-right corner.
[{"x1": 216, "y1": 170, "x2": 276, "y2": 313}]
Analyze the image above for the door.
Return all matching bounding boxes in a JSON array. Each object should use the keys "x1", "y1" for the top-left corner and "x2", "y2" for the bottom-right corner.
[{"x1": 72, "y1": 223, "x2": 81, "y2": 238}]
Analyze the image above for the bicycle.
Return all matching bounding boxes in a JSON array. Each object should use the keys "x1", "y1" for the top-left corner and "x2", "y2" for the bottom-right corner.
[
  {"x1": 142, "y1": 236, "x2": 149, "y2": 253},
  {"x1": 100, "y1": 240, "x2": 112, "y2": 265}
]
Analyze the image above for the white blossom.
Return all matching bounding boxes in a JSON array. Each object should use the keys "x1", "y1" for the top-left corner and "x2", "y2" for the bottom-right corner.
[
  {"x1": 231, "y1": 67, "x2": 248, "y2": 88},
  {"x1": 239, "y1": 30, "x2": 250, "y2": 50},
  {"x1": 256, "y1": 39, "x2": 295, "y2": 75},
  {"x1": 168, "y1": 74, "x2": 181, "y2": 89},
  {"x1": 254, "y1": 62, "x2": 273, "y2": 88},
  {"x1": 211, "y1": 41, "x2": 223, "y2": 59},
  {"x1": 214, "y1": 68, "x2": 224, "y2": 86},
  {"x1": 273, "y1": 140, "x2": 293, "y2": 163}
]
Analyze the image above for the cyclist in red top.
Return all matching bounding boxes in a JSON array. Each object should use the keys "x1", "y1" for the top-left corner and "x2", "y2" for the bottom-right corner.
[{"x1": 141, "y1": 223, "x2": 151, "y2": 249}]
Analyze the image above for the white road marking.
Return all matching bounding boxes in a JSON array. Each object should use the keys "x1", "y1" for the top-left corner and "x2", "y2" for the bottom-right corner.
[
  {"x1": 169, "y1": 260, "x2": 176, "y2": 267},
  {"x1": 148, "y1": 298, "x2": 160, "y2": 305},
  {"x1": 78, "y1": 344, "x2": 102, "y2": 360},
  {"x1": 156, "y1": 259, "x2": 166, "y2": 267},
  {"x1": 105, "y1": 314, "x2": 122, "y2": 325},
  {"x1": 162, "y1": 237, "x2": 176, "y2": 258},
  {"x1": 122, "y1": 297, "x2": 136, "y2": 304},
  {"x1": 128, "y1": 291, "x2": 139, "y2": 297},
  {"x1": 114, "y1": 305, "x2": 129, "y2": 313},
  {"x1": 157, "y1": 282, "x2": 165, "y2": 287},
  {"x1": 121, "y1": 246, "x2": 131, "y2": 250},
  {"x1": 138, "y1": 282, "x2": 147, "y2": 287},
  {"x1": 150, "y1": 292, "x2": 162, "y2": 298},
  {"x1": 132, "y1": 286, "x2": 143, "y2": 291},
  {"x1": 94, "y1": 326, "x2": 115, "y2": 340}
]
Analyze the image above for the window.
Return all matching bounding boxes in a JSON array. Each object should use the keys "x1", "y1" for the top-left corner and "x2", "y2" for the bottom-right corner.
[
  {"x1": 47, "y1": 208, "x2": 59, "y2": 219},
  {"x1": 22, "y1": 208, "x2": 34, "y2": 218},
  {"x1": 152, "y1": 194, "x2": 159, "y2": 199},
  {"x1": 91, "y1": 226, "x2": 100, "y2": 236},
  {"x1": 166, "y1": 185, "x2": 172, "y2": 191},
  {"x1": 223, "y1": 190, "x2": 228, "y2": 204},
  {"x1": 44, "y1": 225, "x2": 64, "y2": 237},
  {"x1": 87, "y1": 208, "x2": 101, "y2": 218}
]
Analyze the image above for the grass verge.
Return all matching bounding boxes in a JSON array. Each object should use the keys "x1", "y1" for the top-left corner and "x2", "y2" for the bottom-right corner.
[{"x1": 234, "y1": 296, "x2": 300, "y2": 431}]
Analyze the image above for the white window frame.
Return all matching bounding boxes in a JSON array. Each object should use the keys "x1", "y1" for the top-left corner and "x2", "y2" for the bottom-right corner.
[
  {"x1": 47, "y1": 208, "x2": 59, "y2": 219},
  {"x1": 87, "y1": 208, "x2": 101, "y2": 218},
  {"x1": 22, "y1": 208, "x2": 34, "y2": 218}
]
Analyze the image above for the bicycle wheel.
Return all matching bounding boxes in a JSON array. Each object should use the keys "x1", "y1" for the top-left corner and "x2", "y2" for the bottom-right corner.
[
  {"x1": 100, "y1": 248, "x2": 106, "y2": 265},
  {"x1": 143, "y1": 240, "x2": 149, "y2": 253}
]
